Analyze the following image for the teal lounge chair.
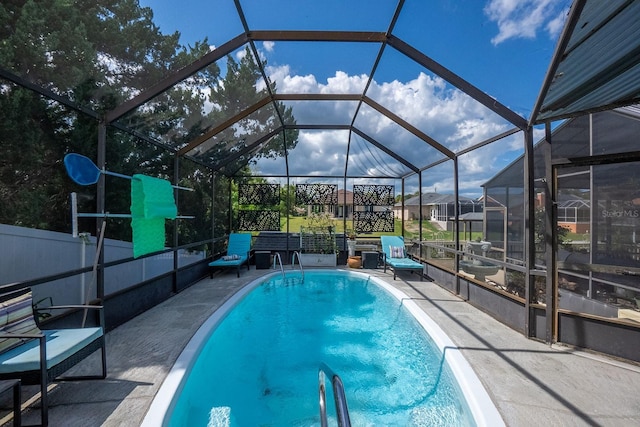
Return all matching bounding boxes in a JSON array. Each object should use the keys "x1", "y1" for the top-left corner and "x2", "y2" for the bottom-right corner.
[
  {"x1": 380, "y1": 235, "x2": 423, "y2": 280},
  {"x1": 209, "y1": 233, "x2": 253, "y2": 278}
]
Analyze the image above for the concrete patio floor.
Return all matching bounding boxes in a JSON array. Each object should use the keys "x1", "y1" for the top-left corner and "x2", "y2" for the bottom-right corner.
[{"x1": 2, "y1": 267, "x2": 639, "y2": 426}]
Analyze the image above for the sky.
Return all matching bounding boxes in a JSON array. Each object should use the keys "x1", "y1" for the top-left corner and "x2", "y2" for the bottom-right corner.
[{"x1": 140, "y1": 0, "x2": 572, "y2": 197}]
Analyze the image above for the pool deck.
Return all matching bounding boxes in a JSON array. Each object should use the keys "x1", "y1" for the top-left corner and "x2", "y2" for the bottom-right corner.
[{"x1": 3, "y1": 267, "x2": 640, "y2": 426}]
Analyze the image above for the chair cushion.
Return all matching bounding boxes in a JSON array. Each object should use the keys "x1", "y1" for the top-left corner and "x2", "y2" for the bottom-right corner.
[
  {"x1": 0, "y1": 290, "x2": 42, "y2": 353},
  {"x1": 0, "y1": 327, "x2": 103, "y2": 373},
  {"x1": 209, "y1": 233, "x2": 252, "y2": 268},
  {"x1": 209, "y1": 255, "x2": 247, "y2": 267},
  {"x1": 226, "y1": 233, "x2": 252, "y2": 256},
  {"x1": 389, "y1": 245, "x2": 405, "y2": 258},
  {"x1": 380, "y1": 235, "x2": 406, "y2": 258},
  {"x1": 386, "y1": 257, "x2": 422, "y2": 269}
]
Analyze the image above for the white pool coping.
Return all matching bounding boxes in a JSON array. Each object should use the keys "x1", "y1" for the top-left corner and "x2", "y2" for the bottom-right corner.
[
  {"x1": 368, "y1": 272, "x2": 505, "y2": 427},
  {"x1": 141, "y1": 270, "x2": 504, "y2": 427}
]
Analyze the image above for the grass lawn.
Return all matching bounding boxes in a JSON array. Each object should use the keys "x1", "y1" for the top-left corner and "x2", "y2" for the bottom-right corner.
[
  {"x1": 278, "y1": 217, "x2": 481, "y2": 241},
  {"x1": 283, "y1": 216, "x2": 404, "y2": 235}
]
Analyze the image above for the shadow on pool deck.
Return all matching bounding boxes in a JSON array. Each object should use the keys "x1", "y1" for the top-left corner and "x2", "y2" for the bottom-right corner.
[{"x1": 2, "y1": 267, "x2": 640, "y2": 426}]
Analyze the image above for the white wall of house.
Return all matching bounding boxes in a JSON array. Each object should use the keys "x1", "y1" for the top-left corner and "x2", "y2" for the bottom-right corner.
[{"x1": 393, "y1": 205, "x2": 431, "y2": 220}]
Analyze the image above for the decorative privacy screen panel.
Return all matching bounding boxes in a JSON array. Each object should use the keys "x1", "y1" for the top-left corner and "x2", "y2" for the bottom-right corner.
[
  {"x1": 353, "y1": 185, "x2": 395, "y2": 232},
  {"x1": 238, "y1": 183, "x2": 280, "y2": 231},
  {"x1": 295, "y1": 184, "x2": 338, "y2": 205},
  {"x1": 238, "y1": 210, "x2": 280, "y2": 231},
  {"x1": 239, "y1": 184, "x2": 280, "y2": 206},
  {"x1": 354, "y1": 211, "x2": 395, "y2": 233},
  {"x1": 353, "y1": 185, "x2": 395, "y2": 206}
]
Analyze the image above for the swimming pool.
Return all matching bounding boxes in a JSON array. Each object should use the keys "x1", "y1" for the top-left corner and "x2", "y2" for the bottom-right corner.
[{"x1": 142, "y1": 270, "x2": 504, "y2": 426}]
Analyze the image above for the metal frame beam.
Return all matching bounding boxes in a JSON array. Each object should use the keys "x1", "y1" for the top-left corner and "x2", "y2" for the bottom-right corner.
[
  {"x1": 0, "y1": 68, "x2": 99, "y2": 119},
  {"x1": 247, "y1": 30, "x2": 387, "y2": 43},
  {"x1": 363, "y1": 96, "x2": 455, "y2": 159},
  {"x1": 529, "y1": 0, "x2": 586, "y2": 126},
  {"x1": 456, "y1": 127, "x2": 522, "y2": 157},
  {"x1": 284, "y1": 124, "x2": 351, "y2": 131},
  {"x1": 105, "y1": 34, "x2": 248, "y2": 123},
  {"x1": 274, "y1": 93, "x2": 362, "y2": 102},
  {"x1": 351, "y1": 127, "x2": 419, "y2": 173},
  {"x1": 177, "y1": 95, "x2": 272, "y2": 155},
  {"x1": 212, "y1": 128, "x2": 282, "y2": 175},
  {"x1": 387, "y1": 35, "x2": 528, "y2": 130},
  {"x1": 523, "y1": 126, "x2": 536, "y2": 337}
]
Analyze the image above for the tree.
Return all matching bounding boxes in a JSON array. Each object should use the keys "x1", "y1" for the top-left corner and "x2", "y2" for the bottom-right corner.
[
  {"x1": 279, "y1": 184, "x2": 304, "y2": 218},
  {"x1": 1, "y1": 0, "x2": 201, "y2": 235},
  {"x1": 200, "y1": 46, "x2": 298, "y2": 173},
  {"x1": 0, "y1": 1, "x2": 298, "y2": 242},
  {"x1": 0, "y1": 86, "x2": 67, "y2": 229}
]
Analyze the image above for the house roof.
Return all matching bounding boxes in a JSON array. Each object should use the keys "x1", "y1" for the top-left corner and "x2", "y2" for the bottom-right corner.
[
  {"x1": 396, "y1": 192, "x2": 477, "y2": 207},
  {"x1": 336, "y1": 189, "x2": 354, "y2": 204},
  {"x1": 485, "y1": 104, "x2": 640, "y2": 190},
  {"x1": 531, "y1": 0, "x2": 640, "y2": 124},
  {"x1": 458, "y1": 212, "x2": 484, "y2": 221}
]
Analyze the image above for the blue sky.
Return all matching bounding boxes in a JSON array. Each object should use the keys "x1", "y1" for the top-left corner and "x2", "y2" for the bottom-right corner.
[{"x1": 140, "y1": 0, "x2": 571, "y2": 196}]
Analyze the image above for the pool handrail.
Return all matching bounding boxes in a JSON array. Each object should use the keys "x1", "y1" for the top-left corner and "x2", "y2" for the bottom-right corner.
[
  {"x1": 319, "y1": 363, "x2": 351, "y2": 427},
  {"x1": 272, "y1": 252, "x2": 285, "y2": 278},
  {"x1": 292, "y1": 250, "x2": 304, "y2": 281}
]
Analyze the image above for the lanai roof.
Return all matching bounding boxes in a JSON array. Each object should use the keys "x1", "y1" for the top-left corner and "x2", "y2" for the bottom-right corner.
[
  {"x1": 2, "y1": 0, "x2": 639, "y2": 182},
  {"x1": 398, "y1": 193, "x2": 478, "y2": 207}
]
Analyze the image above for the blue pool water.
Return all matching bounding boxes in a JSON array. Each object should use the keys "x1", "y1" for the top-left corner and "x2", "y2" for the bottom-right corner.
[{"x1": 155, "y1": 270, "x2": 501, "y2": 426}]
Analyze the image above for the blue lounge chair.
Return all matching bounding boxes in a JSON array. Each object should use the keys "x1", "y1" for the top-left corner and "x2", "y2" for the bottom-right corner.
[
  {"x1": 209, "y1": 233, "x2": 253, "y2": 278},
  {"x1": 380, "y1": 235, "x2": 423, "y2": 280}
]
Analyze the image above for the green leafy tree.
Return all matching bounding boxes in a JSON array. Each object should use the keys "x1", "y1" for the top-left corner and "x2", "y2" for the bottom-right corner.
[
  {"x1": 0, "y1": 86, "x2": 68, "y2": 229},
  {"x1": 279, "y1": 184, "x2": 303, "y2": 218},
  {"x1": 0, "y1": 1, "x2": 298, "y2": 244},
  {"x1": 0, "y1": 0, "x2": 198, "y2": 235},
  {"x1": 200, "y1": 46, "x2": 298, "y2": 173}
]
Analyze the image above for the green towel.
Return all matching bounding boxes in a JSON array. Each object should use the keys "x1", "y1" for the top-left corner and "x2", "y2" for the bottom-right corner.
[
  {"x1": 131, "y1": 217, "x2": 166, "y2": 258},
  {"x1": 131, "y1": 174, "x2": 177, "y2": 219},
  {"x1": 130, "y1": 174, "x2": 177, "y2": 258}
]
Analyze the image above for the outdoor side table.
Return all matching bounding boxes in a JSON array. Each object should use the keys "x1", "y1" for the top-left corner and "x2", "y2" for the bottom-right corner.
[
  {"x1": 255, "y1": 251, "x2": 272, "y2": 269},
  {"x1": 0, "y1": 379, "x2": 21, "y2": 426},
  {"x1": 362, "y1": 251, "x2": 379, "y2": 269}
]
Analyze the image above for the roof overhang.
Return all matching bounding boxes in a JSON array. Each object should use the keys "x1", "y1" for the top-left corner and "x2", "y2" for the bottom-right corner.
[{"x1": 530, "y1": 0, "x2": 640, "y2": 125}]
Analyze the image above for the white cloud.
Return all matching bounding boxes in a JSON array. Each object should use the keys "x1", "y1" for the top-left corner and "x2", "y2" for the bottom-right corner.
[
  {"x1": 282, "y1": 74, "x2": 320, "y2": 94},
  {"x1": 324, "y1": 71, "x2": 369, "y2": 94},
  {"x1": 268, "y1": 67, "x2": 369, "y2": 95},
  {"x1": 253, "y1": 67, "x2": 527, "y2": 198},
  {"x1": 262, "y1": 41, "x2": 275, "y2": 52},
  {"x1": 484, "y1": 0, "x2": 568, "y2": 45},
  {"x1": 258, "y1": 64, "x2": 290, "y2": 92},
  {"x1": 289, "y1": 131, "x2": 348, "y2": 176},
  {"x1": 546, "y1": 8, "x2": 568, "y2": 39}
]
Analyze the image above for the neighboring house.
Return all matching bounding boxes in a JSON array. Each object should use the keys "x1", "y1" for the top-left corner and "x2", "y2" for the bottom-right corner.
[
  {"x1": 458, "y1": 211, "x2": 484, "y2": 238},
  {"x1": 393, "y1": 192, "x2": 483, "y2": 229},
  {"x1": 307, "y1": 189, "x2": 391, "y2": 219},
  {"x1": 334, "y1": 189, "x2": 354, "y2": 219},
  {"x1": 483, "y1": 106, "x2": 640, "y2": 261},
  {"x1": 557, "y1": 194, "x2": 590, "y2": 233},
  {"x1": 307, "y1": 189, "x2": 355, "y2": 218}
]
